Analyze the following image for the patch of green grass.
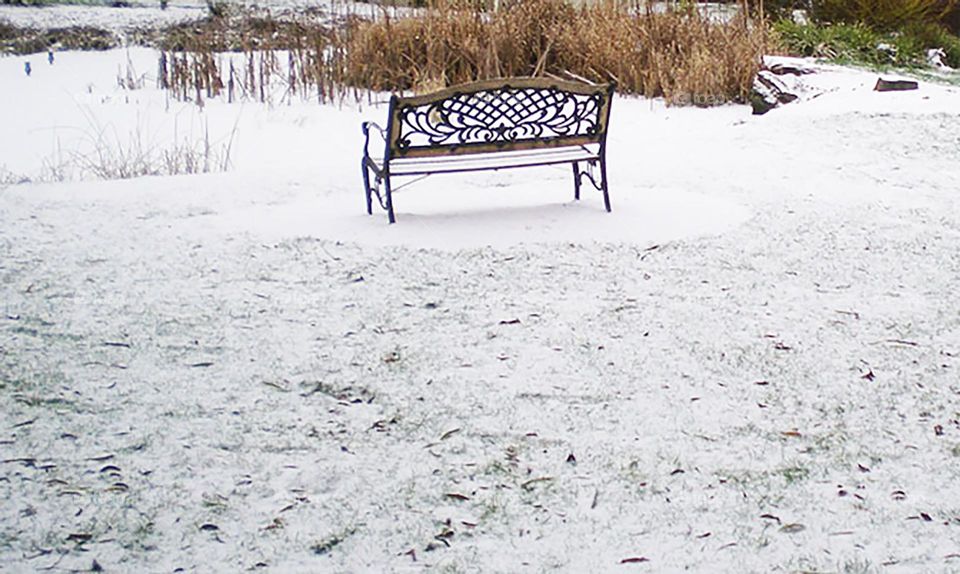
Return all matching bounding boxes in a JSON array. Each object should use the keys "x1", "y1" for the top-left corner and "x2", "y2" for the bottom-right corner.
[
  {"x1": 311, "y1": 527, "x2": 356, "y2": 556},
  {"x1": 716, "y1": 462, "x2": 813, "y2": 497},
  {"x1": 808, "y1": 0, "x2": 960, "y2": 34},
  {"x1": 14, "y1": 393, "x2": 78, "y2": 410},
  {"x1": 477, "y1": 493, "x2": 506, "y2": 522},
  {"x1": 774, "y1": 19, "x2": 923, "y2": 67},
  {"x1": 905, "y1": 21, "x2": 960, "y2": 66},
  {"x1": 780, "y1": 465, "x2": 810, "y2": 484},
  {"x1": 774, "y1": 18, "x2": 960, "y2": 69}
]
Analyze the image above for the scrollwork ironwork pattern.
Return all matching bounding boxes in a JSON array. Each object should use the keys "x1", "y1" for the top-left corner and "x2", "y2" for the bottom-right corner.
[{"x1": 395, "y1": 85, "x2": 604, "y2": 153}]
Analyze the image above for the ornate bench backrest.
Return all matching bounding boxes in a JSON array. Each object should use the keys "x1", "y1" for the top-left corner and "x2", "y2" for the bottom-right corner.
[{"x1": 387, "y1": 77, "x2": 615, "y2": 159}]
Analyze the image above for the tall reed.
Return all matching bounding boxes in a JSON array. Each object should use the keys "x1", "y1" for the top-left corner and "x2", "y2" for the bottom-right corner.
[{"x1": 159, "y1": 0, "x2": 767, "y2": 107}]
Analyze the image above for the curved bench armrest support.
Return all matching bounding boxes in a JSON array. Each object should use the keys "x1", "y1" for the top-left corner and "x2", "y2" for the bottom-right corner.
[{"x1": 361, "y1": 121, "x2": 387, "y2": 160}]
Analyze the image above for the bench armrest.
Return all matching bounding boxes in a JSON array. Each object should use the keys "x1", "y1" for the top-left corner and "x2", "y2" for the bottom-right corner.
[{"x1": 361, "y1": 121, "x2": 388, "y2": 160}]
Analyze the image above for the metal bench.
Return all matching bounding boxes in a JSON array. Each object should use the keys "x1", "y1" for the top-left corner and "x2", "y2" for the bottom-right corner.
[{"x1": 361, "y1": 77, "x2": 615, "y2": 223}]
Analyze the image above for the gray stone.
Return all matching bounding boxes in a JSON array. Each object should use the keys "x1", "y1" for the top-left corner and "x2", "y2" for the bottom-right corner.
[
  {"x1": 751, "y1": 71, "x2": 799, "y2": 115},
  {"x1": 874, "y1": 78, "x2": 919, "y2": 92}
]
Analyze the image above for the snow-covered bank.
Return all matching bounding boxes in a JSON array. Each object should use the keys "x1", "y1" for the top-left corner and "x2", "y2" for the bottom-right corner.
[{"x1": 2, "y1": 48, "x2": 960, "y2": 572}]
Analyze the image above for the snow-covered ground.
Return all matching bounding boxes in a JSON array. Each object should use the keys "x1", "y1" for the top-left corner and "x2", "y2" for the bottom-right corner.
[
  {"x1": 0, "y1": 0, "x2": 381, "y2": 33},
  {"x1": 0, "y1": 0, "x2": 737, "y2": 34},
  {"x1": 2, "y1": 45, "x2": 960, "y2": 572},
  {"x1": 0, "y1": 0, "x2": 207, "y2": 31}
]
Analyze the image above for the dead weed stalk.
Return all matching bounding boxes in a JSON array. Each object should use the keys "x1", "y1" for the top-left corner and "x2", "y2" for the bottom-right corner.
[{"x1": 158, "y1": 0, "x2": 767, "y2": 107}]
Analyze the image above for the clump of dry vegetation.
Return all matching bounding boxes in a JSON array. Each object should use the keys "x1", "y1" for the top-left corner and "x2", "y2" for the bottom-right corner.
[
  {"x1": 346, "y1": 0, "x2": 766, "y2": 104},
  {"x1": 158, "y1": 0, "x2": 766, "y2": 107},
  {"x1": 154, "y1": 3, "x2": 355, "y2": 105},
  {"x1": 0, "y1": 19, "x2": 117, "y2": 55}
]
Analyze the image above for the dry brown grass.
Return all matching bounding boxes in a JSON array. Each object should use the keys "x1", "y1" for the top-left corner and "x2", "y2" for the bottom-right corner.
[
  {"x1": 159, "y1": 0, "x2": 767, "y2": 107},
  {"x1": 344, "y1": 0, "x2": 765, "y2": 104}
]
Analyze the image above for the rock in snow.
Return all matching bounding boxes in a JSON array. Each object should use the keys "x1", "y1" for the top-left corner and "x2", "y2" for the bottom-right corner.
[
  {"x1": 750, "y1": 70, "x2": 799, "y2": 115},
  {"x1": 874, "y1": 78, "x2": 920, "y2": 92}
]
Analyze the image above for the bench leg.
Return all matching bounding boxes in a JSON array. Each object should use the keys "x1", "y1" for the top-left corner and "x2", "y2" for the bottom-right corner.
[
  {"x1": 384, "y1": 174, "x2": 396, "y2": 224},
  {"x1": 600, "y1": 156, "x2": 611, "y2": 213},
  {"x1": 361, "y1": 159, "x2": 373, "y2": 215},
  {"x1": 572, "y1": 162, "x2": 581, "y2": 201}
]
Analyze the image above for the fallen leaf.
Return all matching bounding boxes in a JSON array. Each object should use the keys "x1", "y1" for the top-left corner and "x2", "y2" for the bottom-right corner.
[
  {"x1": 779, "y1": 523, "x2": 806, "y2": 534},
  {"x1": 262, "y1": 381, "x2": 290, "y2": 392},
  {"x1": 444, "y1": 493, "x2": 470, "y2": 501},
  {"x1": 499, "y1": 318, "x2": 521, "y2": 325},
  {"x1": 440, "y1": 428, "x2": 461, "y2": 440},
  {"x1": 620, "y1": 557, "x2": 649, "y2": 564},
  {"x1": 435, "y1": 528, "x2": 454, "y2": 540},
  {"x1": 521, "y1": 477, "x2": 553, "y2": 490},
  {"x1": 369, "y1": 420, "x2": 389, "y2": 432},
  {"x1": 263, "y1": 518, "x2": 284, "y2": 531}
]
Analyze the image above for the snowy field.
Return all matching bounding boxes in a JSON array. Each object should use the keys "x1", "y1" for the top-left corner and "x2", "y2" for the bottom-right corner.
[
  {"x1": 2, "y1": 44, "x2": 960, "y2": 572},
  {"x1": 0, "y1": 0, "x2": 395, "y2": 33},
  {"x1": 0, "y1": 0, "x2": 738, "y2": 33}
]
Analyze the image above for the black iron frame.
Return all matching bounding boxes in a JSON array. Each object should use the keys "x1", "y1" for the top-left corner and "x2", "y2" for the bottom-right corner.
[{"x1": 361, "y1": 78, "x2": 615, "y2": 224}]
